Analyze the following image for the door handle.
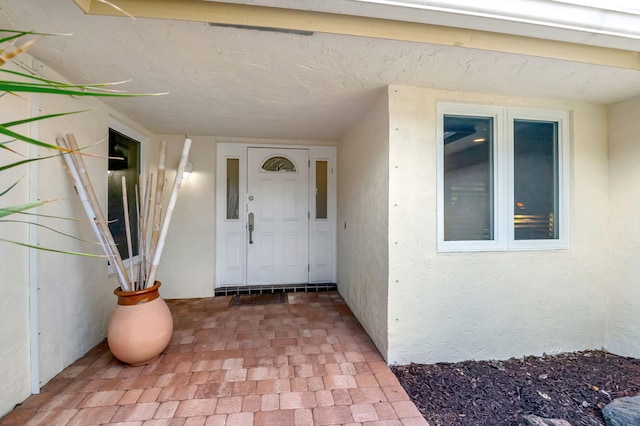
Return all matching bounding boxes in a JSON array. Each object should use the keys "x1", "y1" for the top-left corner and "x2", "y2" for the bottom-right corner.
[{"x1": 248, "y1": 212, "x2": 254, "y2": 244}]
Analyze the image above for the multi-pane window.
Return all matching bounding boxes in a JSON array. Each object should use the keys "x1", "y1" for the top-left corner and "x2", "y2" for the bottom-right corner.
[{"x1": 437, "y1": 104, "x2": 569, "y2": 251}]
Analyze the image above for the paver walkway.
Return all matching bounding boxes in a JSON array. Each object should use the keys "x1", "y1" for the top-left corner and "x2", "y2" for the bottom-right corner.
[{"x1": 0, "y1": 291, "x2": 428, "y2": 425}]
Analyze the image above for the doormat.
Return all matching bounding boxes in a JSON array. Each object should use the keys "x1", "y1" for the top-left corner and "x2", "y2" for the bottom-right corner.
[{"x1": 229, "y1": 292, "x2": 286, "y2": 306}]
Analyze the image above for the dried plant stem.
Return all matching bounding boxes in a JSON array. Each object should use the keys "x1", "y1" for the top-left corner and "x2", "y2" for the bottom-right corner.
[
  {"x1": 135, "y1": 183, "x2": 142, "y2": 288},
  {"x1": 96, "y1": 0, "x2": 136, "y2": 19},
  {"x1": 140, "y1": 173, "x2": 154, "y2": 283},
  {"x1": 150, "y1": 140, "x2": 167, "y2": 256},
  {"x1": 57, "y1": 134, "x2": 189, "y2": 292},
  {"x1": 146, "y1": 137, "x2": 191, "y2": 288},
  {"x1": 59, "y1": 134, "x2": 131, "y2": 291},
  {"x1": 57, "y1": 138, "x2": 111, "y2": 256},
  {"x1": 121, "y1": 175, "x2": 135, "y2": 288},
  {"x1": 0, "y1": 36, "x2": 42, "y2": 66},
  {"x1": 135, "y1": 179, "x2": 145, "y2": 288}
]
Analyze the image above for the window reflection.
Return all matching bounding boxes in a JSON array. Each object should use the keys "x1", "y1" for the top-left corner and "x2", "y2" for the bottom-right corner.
[
  {"x1": 316, "y1": 161, "x2": 328, "y2": 219},
  {"x1": 443, "y1": 115, "x2": 494, "y2": 241},
  {"x1": 226, "y1": 158, "x2": 239, "y2": 220},
  {"x1": 108, "y1": 129, "x2": 140, "y2": 259},
  {"x1": 513, "y1": 120, "x2": 558, "y2": 240}
]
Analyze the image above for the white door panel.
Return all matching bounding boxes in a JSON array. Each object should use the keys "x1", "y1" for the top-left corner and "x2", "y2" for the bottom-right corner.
[
  {"x1": 224, "y1": 232, "x2": 242, "y2": 269},
  {"x1": 247, "y1": 148, "x2": 309, "y2": 284}
]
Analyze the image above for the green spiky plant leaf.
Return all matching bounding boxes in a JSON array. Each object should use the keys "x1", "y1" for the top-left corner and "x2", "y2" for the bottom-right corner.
[{"x1": 0, "y1": 29, "x2": 162, "y2": 255}]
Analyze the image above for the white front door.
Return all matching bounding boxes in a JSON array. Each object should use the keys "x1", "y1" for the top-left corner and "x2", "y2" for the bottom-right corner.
[{"x1": 246, "y1": 147, "x2": 309, "y2": 284}]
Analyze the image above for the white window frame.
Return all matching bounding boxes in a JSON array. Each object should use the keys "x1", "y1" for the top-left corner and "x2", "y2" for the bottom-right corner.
[{"x1": 437, "y1": 103, "x2": 570, "y2": 252}]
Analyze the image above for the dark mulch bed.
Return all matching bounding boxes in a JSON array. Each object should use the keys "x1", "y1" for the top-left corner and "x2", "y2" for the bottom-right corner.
[{"x1": 391, "y1": 350, "x2": 640, "y2": 426}]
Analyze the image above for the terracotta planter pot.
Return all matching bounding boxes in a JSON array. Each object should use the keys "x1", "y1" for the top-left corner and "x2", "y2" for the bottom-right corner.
[{"x1": 107, "y1": 281, "x2": 173, "y2": 366}]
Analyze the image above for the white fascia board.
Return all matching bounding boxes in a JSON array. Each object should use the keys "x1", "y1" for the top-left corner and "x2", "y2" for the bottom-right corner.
[
  {"x1": 211, "y1": 0, "x2": 640, "y2": 50},
  {"x1": 550, "y1": 0, "x2": 640, "y2": 15}
]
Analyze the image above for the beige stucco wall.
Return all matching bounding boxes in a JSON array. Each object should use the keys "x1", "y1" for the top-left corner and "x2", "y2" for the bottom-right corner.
[
  {"x1": 337, "y1": 89, "x2": 390, "y2": 358},
  {"x1": 0, "y1": 64, "x2": 32, "y2": 417},
  {"x1": 387, "y1": 85, "x2": 610, "y2": 365},
  {"x1": 156, "y1": 135, "x2": 217, "y2": 299},
  {"x1": 606, "y1": 96, "x2": 640, "y2": 357},
  {"x1": 35, "y1": 89, "x2": 157, "y2": 386},
  {"x1": 0, "y1": 58, "x2": 157, "y2": 416}
]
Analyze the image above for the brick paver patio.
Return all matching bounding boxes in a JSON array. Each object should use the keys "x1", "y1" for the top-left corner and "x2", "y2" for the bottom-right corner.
[{"x1": 0, "y1": 291, "x2": 428, "y2": 425}]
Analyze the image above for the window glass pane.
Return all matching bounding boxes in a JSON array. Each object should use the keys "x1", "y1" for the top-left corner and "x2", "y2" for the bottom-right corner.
[
  {"x1": 108, "y1": 129, "x2": 140, "y2": 260},
  {"x1": 443, "y1": 115, "x2": 493, "y2": 241},
  {"x1": 316, "y1": 161, "x2": 328, "y2": 219},
  {"x1": 513, "y1": 120, "x2": 558, "y2": 240},
  {"x1": 262, "y1": 156, "x2": 296, "y2": 172},
  {"x1": 226, "y1": 158, "x2": 239, "y2": 220}
]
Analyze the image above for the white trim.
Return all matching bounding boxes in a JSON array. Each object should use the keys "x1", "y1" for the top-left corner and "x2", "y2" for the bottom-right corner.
[
  {"x1": 215, "y1": 143, "x2": 245, "y2": 286},
  {"x1": 550, "y1": 0, "x2": 640, "y2": 15},
  {"x1": 348, "y1": 0, "x2": 640, "y2": 38},
  {"x1": 437, "y1": 103, "x2": 503, "y2": 252},
  {"x1": 309, "y1": 146, "x2": 338, "y2": 283},
  {"x1": 507, "y1": 108, "x2": 571, "y2": 250},
  {"x1": 286, "y1": 0, "x2": 640, "y2": 50},
  {"x1": 437, "y1": 102, "x2": 570, "y2": 252}
]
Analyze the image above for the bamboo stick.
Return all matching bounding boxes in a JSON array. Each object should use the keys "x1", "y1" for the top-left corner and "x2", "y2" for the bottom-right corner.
[
  {"x1": 140, "y1": 173, "x2": 154, "y2": 283},
  {"x1": 121, "y1": 175, "x2": 135, "y2": 289},
  {"x1": 135, "y1": 182, "x2": 143, "y2": 289},
  {"x1": 57, "y1": 137, "x2": 113, "y2": 261},
  {"x1": 146, "y1": 137, "x2": 192, "y2": 288},
  {"x1": 150, "y1": 140, "x2": 167, "y2": 254},
  {"x1": 65, "y1": 133, "x2": 132, "y2": 291},
  {"x1": 57, "y1": 136, "x2": 131, "y2": 291},
  {"x1": 150, "y1": 196, "x2": 164, "y2": 280}
]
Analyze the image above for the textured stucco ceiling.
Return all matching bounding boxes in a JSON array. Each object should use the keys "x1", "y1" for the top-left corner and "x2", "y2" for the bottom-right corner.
[{"x1": 2, "y1": 0, "x2": 640, "y2": 141}]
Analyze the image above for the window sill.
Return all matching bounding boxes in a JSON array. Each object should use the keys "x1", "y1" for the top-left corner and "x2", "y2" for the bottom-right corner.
[{"x1": 437, "y1": 242, "x2": 570, "y2": 253}]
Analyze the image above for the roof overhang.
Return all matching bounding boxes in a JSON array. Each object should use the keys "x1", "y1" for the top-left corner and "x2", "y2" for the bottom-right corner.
[{"x1": 73, "y1": 0, "x2": 640, "y2": 70}]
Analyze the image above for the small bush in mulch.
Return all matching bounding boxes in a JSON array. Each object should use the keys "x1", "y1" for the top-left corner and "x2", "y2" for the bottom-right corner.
[{"x1": 391, "y1": 350, "x2": 640, "y2": 426}]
